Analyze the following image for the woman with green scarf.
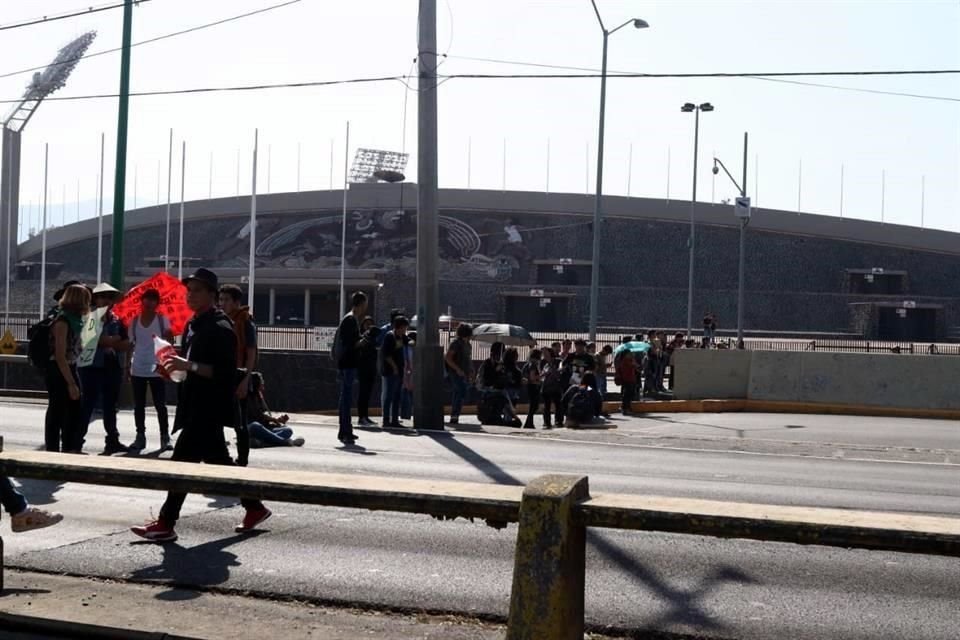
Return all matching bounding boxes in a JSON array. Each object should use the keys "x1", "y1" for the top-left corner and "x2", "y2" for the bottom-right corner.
[{"x1": 45, "y1": 284, "x2": 90, "y2": 453}]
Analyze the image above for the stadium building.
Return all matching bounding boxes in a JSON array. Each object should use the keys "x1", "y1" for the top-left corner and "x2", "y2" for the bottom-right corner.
[{"x1": 9, "y1": 183, "x2": 960, "y2": 341}]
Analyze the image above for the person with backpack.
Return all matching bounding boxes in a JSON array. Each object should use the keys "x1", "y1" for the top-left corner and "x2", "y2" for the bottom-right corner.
[
  {"x1": 127, "y1": 288, "x2": 175, "y2": 452},
  {"x1": 334, "y1": 291, "x2": 369, "y2": 445},
  {"x1": 539, "y1": 347, "x2": 563, "y2": 429},
  {"x1": 43, "y1": 284, "x2": 90, "y2": 452},
  {"x1": 78, "y1": 283, "x2": 131, "y2": 455},
  {"x1": 521, "y1": 349, "x2": 542, "y2": 429},
  {"x1": 400, "y1": 330, "x2": 416, "y2": 421},
  {"x1": 444, "y1": 323, "x2": 474, "y2": 425},
  {"x1": 561, "y1": 372, "x2": 603, "y2": 428},
  {"x1": 356, "y1": 317, "x2": 380, "y2": 427}
]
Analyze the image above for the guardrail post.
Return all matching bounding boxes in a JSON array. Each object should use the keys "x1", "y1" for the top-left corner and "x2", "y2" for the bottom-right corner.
[{"x1": 507, "y1": 474, "x2": 589, "y2": 640}]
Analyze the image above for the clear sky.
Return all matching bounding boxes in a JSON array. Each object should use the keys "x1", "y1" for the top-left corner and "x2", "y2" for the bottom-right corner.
[{"x1": 2, "y1": 0, "x2": 958, "y2": 242}]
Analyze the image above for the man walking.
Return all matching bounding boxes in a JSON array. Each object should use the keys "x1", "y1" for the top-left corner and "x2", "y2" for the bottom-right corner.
[
  {"x1": 128, "y1": 288, "x2": 175, "y2": 451},
  {"x1": 335, "y1": 291, "x2": 368, "y2": 445},
  {"x1": 131, "y1": 268, "x2": 270, "y2": 542}
]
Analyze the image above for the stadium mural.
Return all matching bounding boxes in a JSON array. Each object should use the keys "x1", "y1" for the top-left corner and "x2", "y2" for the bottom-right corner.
[{"x1": 212, "y1": 210, "x2": 532, "y2": 282}]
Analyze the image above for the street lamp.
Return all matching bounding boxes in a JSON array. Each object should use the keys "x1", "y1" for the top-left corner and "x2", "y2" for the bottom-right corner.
[
  {"x1": 588, "y1": 0, "x2": 649, "y2": 341},
  {"x1": 681, "y1": 101, "x2": 713, "y2": 338},
  {"x1": 713, "y1": 132, "x2": 749, "y2": 347}
]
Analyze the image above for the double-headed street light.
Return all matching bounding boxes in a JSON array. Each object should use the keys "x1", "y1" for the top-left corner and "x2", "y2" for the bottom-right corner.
[
  {"x1": 713, "y1": 133, "x2": 750, "y2": 347},
  {"x1": 588, "y1": 0, "x2": 649, "y2": 340},
  {"x1": 681, "y1": 101, "x2": 713, "y2": 337}
]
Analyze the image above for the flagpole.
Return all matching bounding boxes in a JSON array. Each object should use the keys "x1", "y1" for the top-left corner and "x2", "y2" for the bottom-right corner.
[
  {"x1": 97, "y1": 132, "x2": 105, "y2": 282},
  {"x1": 208, "y1": 151, "x2": 213, "y2": 199},
  {"x1": 177, "y1": 140, "x2": 185, "y2": 279},
  {"x1": 339, "y1": 122, "x2": 350, "y2": 318},
  {"x1": 296, "y1": 142, "x2": 301, "y2": 192},
  {"x1": 3, "y1": 131, "x2": 12, "y2": 327},
  {"x1": 248, "y1": 129, "x2": 258, "y2": 315},
  {"x1": 39, "y1": 143, "x2": 49, "y2": 319},
  {"x1": 627, "y1": 142, "x2": 633, "y2": 197},
  {"x1": 164, "y1": 129, "x2": 172, "y2": 271}
]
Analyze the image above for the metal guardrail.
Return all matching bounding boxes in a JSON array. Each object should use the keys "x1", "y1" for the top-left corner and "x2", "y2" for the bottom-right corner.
[
  {"x1": 4, "y1": 316, "x2": 958, "y2": 357},
  {"x1": 0, "y1": 449, "x2": 956, "y2": 638}
]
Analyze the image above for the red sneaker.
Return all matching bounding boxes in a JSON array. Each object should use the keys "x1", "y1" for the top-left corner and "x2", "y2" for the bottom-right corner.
[
  {"x1": 236, "y1": 507, "x2": 271, "y2": 533},
  {"x1": 131, "y1": 519, "x2": 177, "y2": 543}
]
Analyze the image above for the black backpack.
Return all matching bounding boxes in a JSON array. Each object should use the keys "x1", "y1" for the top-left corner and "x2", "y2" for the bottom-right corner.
[
  {"x1": 568, "y1": 387, "x2": 593, "y2": 422},
  {"x1": 27, "y1": 317, "x2": 56, "y2": 369}
]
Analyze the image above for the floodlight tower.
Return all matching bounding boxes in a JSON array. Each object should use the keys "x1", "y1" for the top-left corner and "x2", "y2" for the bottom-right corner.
[{"x1": 1, "y1": 32, "x2": 97, "y2": 317}]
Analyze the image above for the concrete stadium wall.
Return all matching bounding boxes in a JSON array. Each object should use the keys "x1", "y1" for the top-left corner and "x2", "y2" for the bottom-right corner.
[
  {"x1": 674, "y1": 349, "x2": 960, "y2": 411},
  {"x1": 671, "y1": 349, "x2": 753, "y2": 400}
]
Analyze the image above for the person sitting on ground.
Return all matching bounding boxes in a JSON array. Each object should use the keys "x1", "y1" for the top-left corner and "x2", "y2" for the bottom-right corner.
[
  {"x1": 245, "y1": 373, "x2": 304, "y2": 448},
  {"x1": 477, "y1": 342, "x2": 521, "y2": 427},
  {"x1": 561, "y1": 372, "x2": 604, "y2": 428}
]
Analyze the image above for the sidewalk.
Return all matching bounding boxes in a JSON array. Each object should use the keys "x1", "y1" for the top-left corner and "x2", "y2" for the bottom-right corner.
[{"x1": 0, "y1": 570, "x2": 506, "y2": 639}]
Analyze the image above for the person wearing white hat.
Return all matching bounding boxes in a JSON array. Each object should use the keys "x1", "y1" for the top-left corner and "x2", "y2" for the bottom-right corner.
[{"x1": 78, "y1": 283, "x2": 131, "y2": 455}]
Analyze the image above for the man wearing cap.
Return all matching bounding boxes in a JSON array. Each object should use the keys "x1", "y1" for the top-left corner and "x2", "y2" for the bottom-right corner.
[
  {"x1": 78, "y1": 283, "x2": 131, "y2": 455},
  {"x1": 132, "y1": 268, "x2": 270, "y2": 542}
]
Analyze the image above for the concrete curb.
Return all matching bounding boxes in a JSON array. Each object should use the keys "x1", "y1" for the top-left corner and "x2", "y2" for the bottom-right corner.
[
  {"x1": 0, "y1": 611, "x2": 200, "y2": 639},
  {"x1": 314, "y1": 398, "x2": 960, "y2": 421}
]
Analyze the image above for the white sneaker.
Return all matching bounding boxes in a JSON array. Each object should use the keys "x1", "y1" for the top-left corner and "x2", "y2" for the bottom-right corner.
[{"x1": 11, "y1": 507, "x2": 64, "y2": 533}]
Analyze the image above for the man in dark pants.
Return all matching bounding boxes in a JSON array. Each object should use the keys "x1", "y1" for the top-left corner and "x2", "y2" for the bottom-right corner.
[
  {"x1": 79, "y1": 283, "x2": 130, "y2": 454},
  {"x1": 335, "y1": 291, "x2": 368, "y2": 445},
  {"x1": 219, "y1": 283, "x2": 258, "y2": 467},
  {"x1": 131, "y1": 268, "x2": 270, "y2": 543}
]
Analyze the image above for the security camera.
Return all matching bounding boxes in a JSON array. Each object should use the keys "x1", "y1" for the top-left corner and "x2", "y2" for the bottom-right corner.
[{"x1": 712, "y1": 165, "x2": 719, "y2": 175}]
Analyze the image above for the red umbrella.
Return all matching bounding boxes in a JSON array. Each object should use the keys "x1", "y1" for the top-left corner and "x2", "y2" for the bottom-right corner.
[{"x1": 113, "y1": 272, "x2": 191, "y2": 336}]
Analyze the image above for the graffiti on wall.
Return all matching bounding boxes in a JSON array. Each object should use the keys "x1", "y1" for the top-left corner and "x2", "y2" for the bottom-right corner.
[{"x1": 214, "y1": 209, "x2": 531, "y2": 281}]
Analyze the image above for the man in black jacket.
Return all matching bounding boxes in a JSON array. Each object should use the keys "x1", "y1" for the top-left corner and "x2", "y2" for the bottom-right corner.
[{"x1": 131, "y1": 268, "x2": 271, "y2": 543}]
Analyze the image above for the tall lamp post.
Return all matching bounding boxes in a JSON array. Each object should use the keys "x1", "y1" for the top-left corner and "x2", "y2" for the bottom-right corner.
[
  {"x1": 681, "y1": 101, "x2": 713, "y2": 337},
  {"x1": 588, "y1": 1, "x2": 648, "y2": 340},
  {"x1": 713, "y1": 132, "x2": 749, "y2": 347}
]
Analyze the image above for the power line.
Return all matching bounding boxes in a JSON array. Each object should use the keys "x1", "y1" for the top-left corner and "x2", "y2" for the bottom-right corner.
[
  {"x1": 0, "y1": 0, "x2": 303, "y2": 81},
  {"x1": 0, "y1": 0, "x2": 150, "y2": 32},
  {"x1": 0, "y1": 68, "x2": 956, "y2": 106},
  {"x1": 0, "y1": 75, "x2": 405, "y2": 104},
  {"x1": 446, "y1": 54, "x2": 960, "y2": 102}
]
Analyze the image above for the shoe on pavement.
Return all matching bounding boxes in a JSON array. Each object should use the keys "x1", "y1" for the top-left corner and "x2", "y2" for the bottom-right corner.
[
  {"x1": 449, "y1": 417, "x2": 459, "y2": 425},
  {"x1": 130, "y1": 434, "x2": 146, "y2": 450},
  {"x1": 236, "y1": 507, "x2": 272, "y2": 533},
  {"x1": 289, "y1": 437, "x2": 305, "y2": 447},
  {"x1": 102, "y1": 441, "x2": 129, "y2": 455},
  {"x1": 131, "y1": 519, "x2": 178, "y2": 543},
  {"x1": 160, "y1": 436, "x2": 173, "y2": 451},
  {"x1": 11, "y1": 507, "x2": 64, "y2": 533}
]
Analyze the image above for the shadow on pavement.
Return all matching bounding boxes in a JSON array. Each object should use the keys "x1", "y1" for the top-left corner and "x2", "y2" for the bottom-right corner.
[
  {"x1": 423, "y1": 432, "x2": 523, "y2": 486},
  {"x1": 14, "y1": 479, "x2": 63, "y2": 507},
  {"x1": 128, "y1": 531, "x2": 264, "y2": 600},
  {"x1": 336, "y1": 443, "x2": 377, "y2": 455},
  {"x1": 588, "y1": 530, "x2": 755, "y2": 633}
]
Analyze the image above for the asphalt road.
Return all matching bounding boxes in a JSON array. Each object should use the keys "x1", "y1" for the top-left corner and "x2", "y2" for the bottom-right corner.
[{"x1": 1, "y1": 401, "x2": 958, "y2": 639}]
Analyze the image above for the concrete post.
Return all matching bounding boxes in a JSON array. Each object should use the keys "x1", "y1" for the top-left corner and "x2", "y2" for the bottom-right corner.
[
  {"x1": 268, "y1": 288, "x2": 276, "y2": 326},
  {"x1": 507, "y1": 474, "x2": 590, "y2": 640},
  {"x1": 304, "y1": 288, "x2": 311, "y2": 326}
]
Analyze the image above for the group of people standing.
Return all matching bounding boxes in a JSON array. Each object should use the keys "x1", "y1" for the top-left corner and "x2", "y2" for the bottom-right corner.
[{"x1": 335, "y1": 293, "x2": 418, "y2": 445}]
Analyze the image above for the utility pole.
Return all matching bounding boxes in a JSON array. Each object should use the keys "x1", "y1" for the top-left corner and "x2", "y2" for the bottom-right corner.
[
  {"x1": 110, "y1": 0, "x2": 134, "y2": 288},
  {"x1": 413, "y1": 0, "x2": 443, "y2": 430}
]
